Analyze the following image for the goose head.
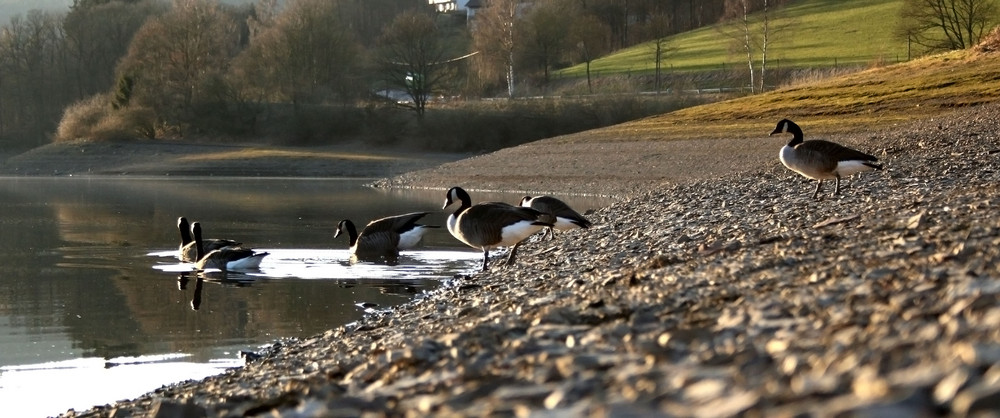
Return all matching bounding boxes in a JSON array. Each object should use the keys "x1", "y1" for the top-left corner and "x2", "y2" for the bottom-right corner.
[
  {"x1": 769, "y1": 119, "x2": 804, "y2": 145},
  {"x1": 443, "y1": 186, "x2": 472, "y2": 211},
  {"x1": 334, "y1": 219, "x2": 358, "y2": 246}
]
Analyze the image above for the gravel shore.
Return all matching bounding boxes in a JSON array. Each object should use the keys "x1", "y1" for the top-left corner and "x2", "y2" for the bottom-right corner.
[{"x1": 62, "y1": 103, "x2": 1000, "y2": 417}]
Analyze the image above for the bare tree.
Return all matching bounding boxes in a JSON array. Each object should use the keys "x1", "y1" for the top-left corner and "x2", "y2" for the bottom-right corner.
[
  {"x1": 639, "y1": 14, "x2": 675, "y2": 94},
  {"x1": 520, "y1": 0, "x2": 574, "y2": 85},
  {"x1": 0, "y1": 10, "x2": 70, "y2": 142},
  {"x1": 718, "y1": 0, "x2": 785, "y2": 93},
  {"x1": 472, "y1": 0, "x2": 520, "y2": 97},
  {"x1": 897, "y1": 0, "x2": 999, "y2": 51},
  {"x1": 377, "y1": 11, "x2": 456, "y2": 116},
  {"x1": 117, "y1": 0, "x2": 241, "y2": 134},
  {"x1": 63, "y1": 0, "x2": 166, "y2": 99},
  {"x1": 569, "y1": 13, "x2": 610, "y2": 94},
  {"x1": 232, "y1": 0, "x2": 361, "y2": 107}
]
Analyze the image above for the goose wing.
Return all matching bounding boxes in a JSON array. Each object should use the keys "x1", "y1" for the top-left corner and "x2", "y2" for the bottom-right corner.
[
  {"x1": 180, "y1": 238, "x2": 241, "y2": 262},
  {"x1": 526, "y1": 196, "x2": 591, "y2": 228},
  {"x1": 799, "y1": 140, "x2": 878, "y2": 162},
  {"x1": 197, "y1": 247, "x2": 265, "y2": 270},
  {"x1": 363, "y1": 212, "x2": 435, "y2": 235},
  {"x1": 354, "y1": 231, "x2": 402, "y2": 256},
  {"x1": 458, "y1": 203, "x2": 552, "y2": 245}
]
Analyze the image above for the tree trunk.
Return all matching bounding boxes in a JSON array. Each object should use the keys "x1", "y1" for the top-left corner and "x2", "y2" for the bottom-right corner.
[
  {"x1": 741, "y1": 2, "x2": 755, "y2": 93},
  {"x1": 759, "y1": 0, "x2": 769, "y2": 92}
]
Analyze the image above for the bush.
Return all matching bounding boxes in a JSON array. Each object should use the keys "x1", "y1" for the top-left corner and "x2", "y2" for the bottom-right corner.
[
  {"x1": 408, "y1": 95, "x2": 702, "y2": 153},
  {"x1": 55, "y1": 95, "x2": 107, "y2": 142},
  {"x1": 974, "y1": 26, "x2": 1000, "y2": 54},
  {"x1": 55, "y1": 94, "x2": 157, "y2": 142}
]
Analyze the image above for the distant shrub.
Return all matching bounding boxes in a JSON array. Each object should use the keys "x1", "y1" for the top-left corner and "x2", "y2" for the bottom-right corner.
[
  {"x1": 778, "y1": 67, "x2": 865, "y2": 89},
  {"x1": 249, "y1": 104, "x2": 370, "y2": 146},
  {"x1": 55, "y1": 94, "x2": 156, "y2": 142},
  {"x1": 409, "y1": 95, "x2": 703, "y2": 152},
  {"x1": 55, "y1": 95, "x2": 106, "y2": 142},
  {"x1": 974, "y1": 26, "x2": 1000, "y2": 54}
]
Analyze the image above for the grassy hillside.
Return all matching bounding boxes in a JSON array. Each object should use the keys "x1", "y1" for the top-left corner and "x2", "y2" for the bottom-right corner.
[
  {"x1": 551, "y1": 42, "x2": 1000, "y2": 143},
  {"x1": 558, "y1": 0, "x2": 907, "y2": 77}
]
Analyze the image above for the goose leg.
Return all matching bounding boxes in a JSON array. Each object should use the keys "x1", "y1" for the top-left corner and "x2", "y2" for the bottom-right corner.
[
  {"x1": 834, "y1": 174, "x2": 842, "y2": 195},
  {"x1": 812, "y1": 180, "x2": 823, "y2": 199},
  {"x1": 505, "y1": 242, "x2": 522, "y2": 266},
  {"x1": 481, "y1": 248, "x2": 490, "y2": 271},
  {"x1": 545, "y1": 227, "x2": 554, "y2": 240}
]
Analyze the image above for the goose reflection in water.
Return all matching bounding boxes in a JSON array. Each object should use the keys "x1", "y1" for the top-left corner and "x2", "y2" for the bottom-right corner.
[{"x1": 177, "y1": 272, "x2": 256, "y2": 311}]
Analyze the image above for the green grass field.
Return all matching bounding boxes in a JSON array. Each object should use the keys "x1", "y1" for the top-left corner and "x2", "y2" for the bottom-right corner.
[
  {"x1": 557, "y1": 0, "x2": 908, "y2": 77},
  {"x1": 550, "y1": 43, "x2": 1000, "y2": 145}
]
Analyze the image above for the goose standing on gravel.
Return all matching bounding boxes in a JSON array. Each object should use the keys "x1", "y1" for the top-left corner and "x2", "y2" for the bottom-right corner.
[
  {"x1": 770, "y1": 119, "x2": 883, "y2": 199},
  {"x1": 192, "y1": 222, "x2": 268, "y2": 271},
  {"x1": 519, "y1": 195, "x2": 592, "y2": 240},
  {"x1": 177, "y1": 217, "x2": 240, "y2": 262},
  {"x1": 443, "y1": 186, "x2": 554, "y2": 271},
  {"x1": 334, "y1": 212, "x2": 439, "y2": 259}
]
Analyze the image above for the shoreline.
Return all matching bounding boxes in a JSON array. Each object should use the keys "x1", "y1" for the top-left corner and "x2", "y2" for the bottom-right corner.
[
  {"x1": 50, "y1": 103, "x2": 1000, "y2": 416},
  {"x1": 0, "y1": 140, "x2": 470, "y2": 180}
]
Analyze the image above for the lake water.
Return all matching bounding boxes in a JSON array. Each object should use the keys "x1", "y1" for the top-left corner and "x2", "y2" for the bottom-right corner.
[{"x1": 0, "y1": 176, "x2": 612, "y2": 417}]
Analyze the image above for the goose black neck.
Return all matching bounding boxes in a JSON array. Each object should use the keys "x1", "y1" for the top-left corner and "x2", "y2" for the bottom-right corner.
[
  {"x1": 192, "y1": 222, "x2": 205, "y2": 260},
  {"x1": 452, "y1": 188, "x2": 472, "y2": 216},
  {"x1": 178, "y1": 217, "x2": 192, "y2": 245},
  {"x1": 787, "y1": 133, "x2": 804, "y2": 147},
  {"x1": 344, "y1": 221, "x2": 359, "y2": 246}
]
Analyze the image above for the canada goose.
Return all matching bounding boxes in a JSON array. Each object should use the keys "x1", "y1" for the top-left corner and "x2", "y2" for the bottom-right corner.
[
  {"x1": 519, "y1": 195, "x2": 592, "y2": 239},
  {"x1": 443, "y1": 187, "x2": 554, "y2": 271},
  {"x1": 770, "y1": 119, "x2": 883, "y2": 199},
  {"x1": 334, "y1": 212, "x2": 439, "y2": 258},
  {"x1": 192, "y1": 222, "x2": 268, "y2": 271},
  {"x1": 177, "y1": 217, "x2": 240, "y2": 262}
]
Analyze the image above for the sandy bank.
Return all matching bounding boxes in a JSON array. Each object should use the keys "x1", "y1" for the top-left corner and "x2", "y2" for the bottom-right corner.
[{"x1": 0, "y1": 140, "x2": 467, "y2": 179}]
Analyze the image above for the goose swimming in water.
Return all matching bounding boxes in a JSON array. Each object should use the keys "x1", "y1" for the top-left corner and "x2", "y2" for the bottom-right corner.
[
  {"x1": 177, "y1": 217, "x2": 240, "y2": 262},
  {"x1": 191, "y1": 222, "x2": 268, "y2": 271},
  {"x1": 334, "y1": 212, "x2": 439, "y2": 259}
]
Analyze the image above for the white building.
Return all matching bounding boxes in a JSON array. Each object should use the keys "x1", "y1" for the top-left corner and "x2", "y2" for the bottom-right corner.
[{"x1": 427, "y1": 0, "x2": 481, "y2": 18}]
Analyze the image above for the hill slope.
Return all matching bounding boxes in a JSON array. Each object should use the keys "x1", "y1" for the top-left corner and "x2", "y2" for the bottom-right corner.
[
  {"x1": 382, "y1": 39, "x2": 1000, "y2": 196},
  {"x1": 559, "y1": 0, "x2": 906, "y2": 76}
]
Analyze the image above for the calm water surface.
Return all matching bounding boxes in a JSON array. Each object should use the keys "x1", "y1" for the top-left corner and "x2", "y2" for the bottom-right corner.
[{"x1": 0, "y1": 176, "x2": 612, "y2": 417}]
